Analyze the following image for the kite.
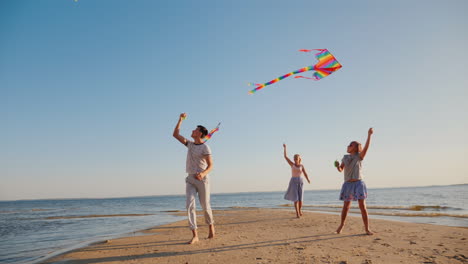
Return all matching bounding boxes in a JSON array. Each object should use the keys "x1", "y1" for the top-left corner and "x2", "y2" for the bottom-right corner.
[
  {"x1": 203, "y1": 122, "x2": 221, "y2": 142},
  {"x1": 248, "y1": 49, "x2": 342, "y2": 94}
]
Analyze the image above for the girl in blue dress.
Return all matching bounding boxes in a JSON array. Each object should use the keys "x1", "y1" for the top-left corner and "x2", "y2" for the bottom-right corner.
[
  {"x1": 283, "y1": 144, "x2": 311, "y2": 218},
  {"x1": 335, "y1": 128, "x2": 374, "y2": 235}
]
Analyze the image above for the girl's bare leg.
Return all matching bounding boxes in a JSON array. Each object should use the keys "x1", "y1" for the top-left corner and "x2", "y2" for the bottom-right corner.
[
  {"x1": 298, "y1": 201, "x2": 303, "y2": 216},
  {"x1": 336, "y1": 201, "x2": 351, "y2": 234},
  {"x1": 294, "y1": 201, "x2": 300, "y2": 218},
  {"x1": 358, "y1": 199, "x2": 373, "y2": 235}
]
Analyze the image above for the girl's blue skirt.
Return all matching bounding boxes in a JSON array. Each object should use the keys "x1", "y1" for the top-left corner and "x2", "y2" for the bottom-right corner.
[
  {"x1": 284, "y1": 177, "x2": 304, "y2": 202},
  {"x1": 339, "y1": 180, "x2": 368, "y2": 201}
]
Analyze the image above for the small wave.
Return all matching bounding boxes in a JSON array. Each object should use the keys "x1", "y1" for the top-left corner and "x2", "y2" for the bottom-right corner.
[
  {"x1": 0, "y1": 209, "x2": 54, "y2": 214},
  {"x1": 369, "y1": 211, "x2": 468, "y2": 218},
  {"x1": 301, "y1": 205, "x2": 343, "y2": 208},
  {"x1": 408, "y1": 205, "x2": 455, "y2": 211},
  {"x1": 0, "y1": 210, "x2": 22, "y2": 214},
  {"x1": 297, "y1": 207, "x2": 468, "y2": 218},
  {"x1": 280, "y1": 204, "x2": 468, "y2": 218},
  {"x1": 44, "y1": 214, "x2": 153, "y2": 219},
  {"x1": 295, "y1": 204, "x2": 461, "y2": 211},
  {"x1": 161, "y1": 210, "x2": 183, "y2": 212}
]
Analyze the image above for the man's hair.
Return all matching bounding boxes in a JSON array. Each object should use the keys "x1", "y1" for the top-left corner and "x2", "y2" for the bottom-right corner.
[{"x1": 197, "y1": 125, "x2": 208, "y2": 138}]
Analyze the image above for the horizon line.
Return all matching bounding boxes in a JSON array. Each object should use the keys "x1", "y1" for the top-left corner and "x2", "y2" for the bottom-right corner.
[{"x1": 1, "y1": 183, "x2": 466, "y2": 202}]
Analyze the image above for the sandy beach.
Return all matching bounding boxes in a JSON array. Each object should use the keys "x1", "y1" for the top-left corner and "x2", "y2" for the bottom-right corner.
[{"x1": 42, "y1": 208, "x2": 467, "y2": 264}]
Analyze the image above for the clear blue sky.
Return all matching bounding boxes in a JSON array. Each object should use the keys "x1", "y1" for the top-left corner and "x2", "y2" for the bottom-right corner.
[{"x1": 2, "y1": 0, "x2": 467, "y2": 200}]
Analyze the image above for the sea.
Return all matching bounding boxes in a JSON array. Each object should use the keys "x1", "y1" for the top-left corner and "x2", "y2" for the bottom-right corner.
[{"x1": 0, "y1": 184, "x2": 467, "y2": 264}]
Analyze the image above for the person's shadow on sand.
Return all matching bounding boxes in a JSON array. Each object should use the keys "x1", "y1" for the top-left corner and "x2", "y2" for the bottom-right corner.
[{"x1": 54, "y1": 233, "x2": 366, "y2": 264}]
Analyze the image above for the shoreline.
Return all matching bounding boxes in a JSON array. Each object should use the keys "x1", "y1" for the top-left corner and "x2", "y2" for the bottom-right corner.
[
  {"x1": 31, "y1": 215, "x2": 186, "y2": 264},
  {"x1": 41, "y1": 208, "x2": 468, "y2": 264},
  {"x1": 224, "y1": 206, "x2": 468, "y2": 227}
]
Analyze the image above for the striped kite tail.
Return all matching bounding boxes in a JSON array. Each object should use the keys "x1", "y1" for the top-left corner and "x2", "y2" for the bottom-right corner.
[{"x1": 248, "y1": 66, "x2": 314, "y2": 94}]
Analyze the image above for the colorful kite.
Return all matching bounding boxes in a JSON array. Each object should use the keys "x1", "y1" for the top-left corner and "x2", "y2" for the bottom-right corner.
[
  {"x1": 203, "y1": 122, "x2": 221, "y2": 142},
  {"x1": 248, "y1": 49, "x2": 342, "y2": 94}
]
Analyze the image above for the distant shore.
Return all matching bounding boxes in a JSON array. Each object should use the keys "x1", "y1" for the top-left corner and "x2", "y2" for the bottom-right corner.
[{"x1": 42, "y1": 208, "x2": 468, "y2": 264}]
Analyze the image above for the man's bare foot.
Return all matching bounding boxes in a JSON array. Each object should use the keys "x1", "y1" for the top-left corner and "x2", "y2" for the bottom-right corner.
[
  {"x1": 208, "y1": 225, "x2": 215, "y2": 239},
  {"x1": 188, "y1": 236, "x2": 199, "y2": 244},
  {"x1": 299, "y1": 211, "x2": 303, "y2": 216},
  {"x1": 365, "y1": 230, "x2": 374, "y2": 235},
  {"x1": 335, "y1": 224, "x2": 344, "y2": 234},
  {"x1": 208, "y1": 231, "x2": 215, "y2": 239}
]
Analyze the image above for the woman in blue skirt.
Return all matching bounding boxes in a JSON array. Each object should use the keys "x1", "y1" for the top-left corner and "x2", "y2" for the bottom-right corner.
[
  {"x1": 283, "y1": 144, "x2": 311, "y2": 218},
  {"x1": 335, "y1": 128, "x2": 374, "y2": 235}
]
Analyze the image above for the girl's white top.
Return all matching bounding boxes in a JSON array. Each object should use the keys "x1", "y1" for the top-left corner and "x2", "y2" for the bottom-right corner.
[{"x1": 291, "y1": 164, "x2": 303, "y2": 177}]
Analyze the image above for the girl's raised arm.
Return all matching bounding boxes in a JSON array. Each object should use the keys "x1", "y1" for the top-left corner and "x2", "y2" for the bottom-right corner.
[
  {"x1": 359, "y1": 128, "x2": 374, "y2": 160},
  {"x1": 283, "y1": 144, "x2": 294, "y2": 166}
]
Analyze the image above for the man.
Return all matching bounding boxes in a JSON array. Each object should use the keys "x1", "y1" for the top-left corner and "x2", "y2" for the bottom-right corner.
[{"x1": 173, "y1": 112, "x2": 215, "y2": 244}]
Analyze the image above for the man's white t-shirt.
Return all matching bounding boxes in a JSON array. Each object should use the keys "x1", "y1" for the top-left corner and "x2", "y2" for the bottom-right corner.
[{"x1": 185, "y1": 141, "x2": 211, "y2": 174}]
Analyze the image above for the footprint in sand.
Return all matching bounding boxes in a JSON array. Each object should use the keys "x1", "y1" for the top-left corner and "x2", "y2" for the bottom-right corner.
[{"x1": 452, "y1": 254, "x2": 467, "y2": 261}]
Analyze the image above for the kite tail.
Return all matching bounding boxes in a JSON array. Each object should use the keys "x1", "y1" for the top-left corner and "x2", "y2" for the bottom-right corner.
[
  {"x1": 203, "y1": 122, "x2": 221, "y2": 142},
  {"x1": 248, "y1": 66, "x2": 314, "y2": 94}
]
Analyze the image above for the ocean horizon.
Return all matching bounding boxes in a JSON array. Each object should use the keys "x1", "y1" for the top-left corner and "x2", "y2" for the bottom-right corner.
[{"x1": 2, "y1": 183, "x2": 466, "y2": 202}]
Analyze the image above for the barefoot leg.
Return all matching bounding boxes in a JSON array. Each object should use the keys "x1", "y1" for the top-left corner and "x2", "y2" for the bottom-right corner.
[
  {"x1": 336, "y1": 201, "x2": 351, "y2": 234},
  {"x1": 294, "y1": 201, "x2": 300, "y2": 218},
  {"x1": 298, "y1": 201, "x2": 303, "y2": 216},
  {"x1": 358, "y1": 199, "x2": 373, "y2": 235},
  {"x1": 188, "y1": 229, "x2": 199, "y2": 244},
  {"x1": 208, "y1": 224, "x2": 215, "y2": 239}
]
